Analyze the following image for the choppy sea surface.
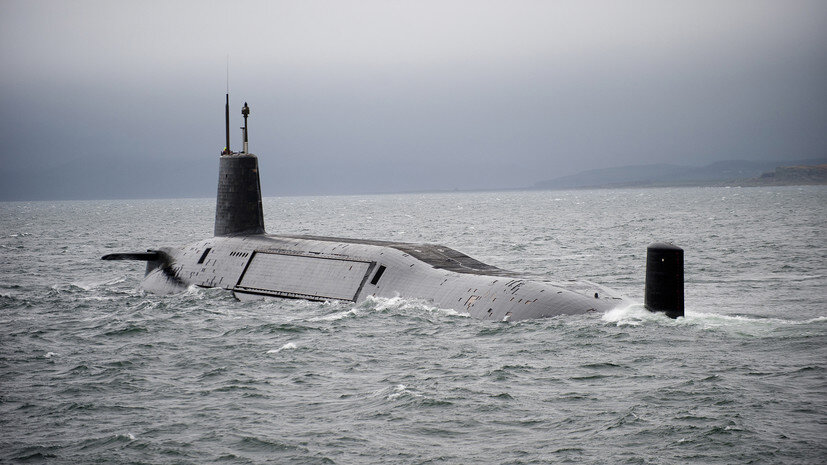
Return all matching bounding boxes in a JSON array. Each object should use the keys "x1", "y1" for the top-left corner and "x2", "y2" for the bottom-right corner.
[{"x1": 1, "y1": 186, "x2": 825, "y2": 464}]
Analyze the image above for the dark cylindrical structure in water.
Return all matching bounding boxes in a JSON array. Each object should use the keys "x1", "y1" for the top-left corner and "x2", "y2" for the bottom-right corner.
[
  {"x1": 214, "y1": 153, "x2": 265, "y2": 236},
  {"x1": 645, "y1": 242, "x2": 684, "y2": 318}
]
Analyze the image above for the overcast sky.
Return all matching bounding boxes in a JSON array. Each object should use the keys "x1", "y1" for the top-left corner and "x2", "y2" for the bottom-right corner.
[{"x1": 1, "y1": 0, "x2": 825, "y2": 200}]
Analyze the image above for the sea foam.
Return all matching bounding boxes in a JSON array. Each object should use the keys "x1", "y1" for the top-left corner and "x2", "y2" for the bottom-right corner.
[{"x1": 267, "y1": 342, "x2": 297, "y2": 354}]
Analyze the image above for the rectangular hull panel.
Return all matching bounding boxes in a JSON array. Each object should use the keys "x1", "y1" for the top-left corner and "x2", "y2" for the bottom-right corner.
[{"x1": 235, "y1": 251, "x2": 373, "y2": 301}]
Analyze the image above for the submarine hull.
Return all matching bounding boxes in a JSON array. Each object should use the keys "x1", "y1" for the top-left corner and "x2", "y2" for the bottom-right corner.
[{"x1": 148, "y1": 234, "x2": 627, "y2": 322}]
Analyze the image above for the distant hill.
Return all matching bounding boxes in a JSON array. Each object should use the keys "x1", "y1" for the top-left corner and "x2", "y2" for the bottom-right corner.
[
  {"x1": 533, "y1": 158, "x2": 827, "y2": 190},
  {"x1": 740, "y1": 164, "x2": 827, "y2": 186}
]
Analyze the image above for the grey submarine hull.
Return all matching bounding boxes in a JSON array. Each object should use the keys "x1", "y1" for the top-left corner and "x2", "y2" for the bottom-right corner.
[{"x1": 122, "y1": 233, "x2": 628, "y2": 322}]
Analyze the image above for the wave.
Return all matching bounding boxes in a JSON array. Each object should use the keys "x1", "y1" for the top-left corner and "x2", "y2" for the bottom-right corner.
[
  {"x1": 601, "y1": 304, "x2": 669, "y2": 326},
  {"x1": 602, "y1": 303, "x2": 826, "y2": 332},
  {"x1": 266, "y1": 342, "x2": 298, "y2": 354},
  {"x1": 358, "y1": 295, "x2": 469, "y2": 318},
  {"x1": 308, "y1": 295, "x2": 469, "y2": 322},
  {"x1": 59, "y1": 276, "x2": 129, "y2": 292},
  {"x1": 308, "y1": 308, "x2": 359, "y2": 322},
  {"x1": 373, "y1": 384, "x2": 423, "y2": 401},
  {"x1": 679, "y1": 312, "x2": 827, "y2": 335}
]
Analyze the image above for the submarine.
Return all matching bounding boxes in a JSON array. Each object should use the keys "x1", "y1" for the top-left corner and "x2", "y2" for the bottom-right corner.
[{"x1": 102, "y1": 95, "x2": 684, "y2": 321}]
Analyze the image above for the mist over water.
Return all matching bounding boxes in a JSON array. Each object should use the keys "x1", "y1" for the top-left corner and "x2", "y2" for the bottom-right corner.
[{"x1": 1, "y1": 186, "x2": 825, "y2": 463}]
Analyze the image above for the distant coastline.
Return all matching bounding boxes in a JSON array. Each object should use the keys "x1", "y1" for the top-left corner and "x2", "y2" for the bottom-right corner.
[
  {"x1": 735, "y1": 164, "x2": 827, "y2": 187},
  {"x1": 531, "y1": 159, "x2": 827, "y2": 191}
]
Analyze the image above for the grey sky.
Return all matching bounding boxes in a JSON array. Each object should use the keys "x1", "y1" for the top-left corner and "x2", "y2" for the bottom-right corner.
[{"x1": 1, "y1": 0, "x2": 825, "y2": 199}]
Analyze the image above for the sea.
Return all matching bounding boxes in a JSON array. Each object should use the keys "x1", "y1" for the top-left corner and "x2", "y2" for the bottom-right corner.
[{"x1": 1, "y1": 186, "x2": 825, "y2": 464}]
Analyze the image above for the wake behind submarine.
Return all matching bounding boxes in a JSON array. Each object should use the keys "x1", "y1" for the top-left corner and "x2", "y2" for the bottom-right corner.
[{"x1": 102, "y1": 96, "x2": 684, "y2": 321}]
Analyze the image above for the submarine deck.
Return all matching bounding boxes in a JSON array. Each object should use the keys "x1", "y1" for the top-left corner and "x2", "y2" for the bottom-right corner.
[{"x1": 279, "y1": 234, "x2": 521, "y2": 278}]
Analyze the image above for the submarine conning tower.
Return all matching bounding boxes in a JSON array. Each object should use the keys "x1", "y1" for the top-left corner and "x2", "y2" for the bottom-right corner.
[{"x1": 214, "y1": 95, "x2": 265, "y2": 237}]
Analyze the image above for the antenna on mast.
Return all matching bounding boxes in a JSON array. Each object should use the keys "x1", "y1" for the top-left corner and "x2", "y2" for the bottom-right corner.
[{"x1": 223, "y1": 93, "x2": 231, "y2": 155}]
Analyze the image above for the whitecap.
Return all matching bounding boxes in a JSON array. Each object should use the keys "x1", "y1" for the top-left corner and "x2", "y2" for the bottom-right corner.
[
  {"x1": 435, "y1": 306, "x2": 469, "y2": 318},
  {"x1": 387, "y1": 384, "x2": 413, "y2": 400},
  {"x1": 184, "y1": 284, "x2": 203, "y2": 294},
  {"x1": 679, "y1": 311, "x2": 827, "y2": 331},
  {"x1": 373, "y1": 384, "x2": 423, "y2": 401},
  {"x1": 266, "y1": 342, "x2": 297, "y2": 354},
  {"x1": 80, "y1": 296, "x2": 116, "y2": 302},
  {"x1": 602, "y1": 303, "x2": 667, "y2": 326},
  {"x1": 358, "y1": 295, "x2": 469, "y2": 318},
  {"x1": 603, "y1": 303, "x2": 825, "y2": 331},
  {"x1": 44, "y1": 352, "x2": 58, "y2": 358},
  {"x1": 82, "y1": 276, "x2": 128, "y2": 290},
  {"x1": 309, "y1": 309, "x2": 358, "y2": 322}
]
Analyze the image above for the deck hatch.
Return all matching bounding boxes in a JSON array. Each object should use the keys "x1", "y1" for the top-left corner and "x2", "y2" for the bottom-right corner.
[
  {"x1": 197, "y1": 248, "x2": 212, "y2": 264},
  {"x1": 370, "y1": 265, "x2": 386, "y2": 285},
  {"x1": 234, "y1": 251, "x2": 372, "y2": 301}
]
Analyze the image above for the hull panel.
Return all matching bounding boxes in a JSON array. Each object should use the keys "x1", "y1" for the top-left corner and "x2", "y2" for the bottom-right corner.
[{"x1": 235, "y1": 251, "x2": 374, "y2": 301}]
